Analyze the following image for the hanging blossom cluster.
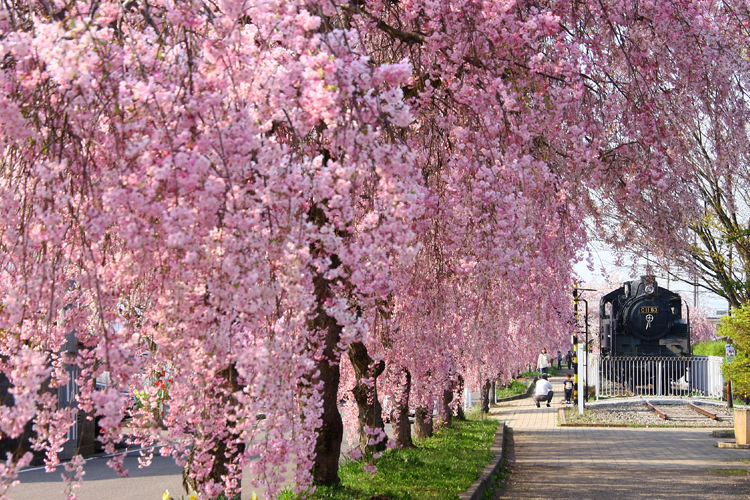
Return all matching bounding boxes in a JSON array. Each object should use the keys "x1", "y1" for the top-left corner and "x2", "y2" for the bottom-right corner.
[
  {"x1": 1, "y1": 0, "x2": 421, "y2": 496},
  {"x1": 1, "y1": 0, "x2": 748, "y2": 498}
]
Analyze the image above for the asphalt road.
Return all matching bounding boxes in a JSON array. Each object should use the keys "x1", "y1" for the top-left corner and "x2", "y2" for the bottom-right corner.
[
  {"x1": 13, "y1": 449, "x2": 186, "y2": 500},
  {"x1": 9, "y1": 424, "x2": 368, "y2": 500}
]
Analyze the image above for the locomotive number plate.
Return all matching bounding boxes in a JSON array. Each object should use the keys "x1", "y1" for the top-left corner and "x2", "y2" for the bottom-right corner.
[{"x1": 640, "y1": 306, "x2": 659, "y2": 314}]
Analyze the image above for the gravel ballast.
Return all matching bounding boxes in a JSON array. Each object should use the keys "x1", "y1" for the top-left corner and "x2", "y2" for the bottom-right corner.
[{"x1": 562, "y1": 401, "x2": 735, "y2": 427}]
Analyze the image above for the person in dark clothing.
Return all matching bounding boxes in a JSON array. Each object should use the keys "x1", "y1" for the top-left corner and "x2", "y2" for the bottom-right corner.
[
  {"x1": 564, "y1": 373, "x2": 574, "y2": 404},
  {"x1": 565, "y1": 350, "x2": 572, "y2": 369}
]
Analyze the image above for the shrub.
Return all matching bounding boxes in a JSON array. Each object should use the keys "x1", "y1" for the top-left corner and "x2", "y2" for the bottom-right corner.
[
  {"x1": 692, "y1": 340, "x2": 726, "y2": 357},
  {"x1": 718, "y1": 304, "x2": 750, "y2": 397},
  {"x1": 496, "y1": 380, "x2": 527, "y2": 399}
]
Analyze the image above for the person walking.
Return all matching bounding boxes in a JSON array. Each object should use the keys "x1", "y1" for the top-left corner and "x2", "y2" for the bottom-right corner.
[
  {"x1": 533, "y1": 373, "x2": 554, "y2": 408},
  {"x1": 565, "y1": 350, "x2": 572, "y2": 370},
  {"x1": 556, "y1": 350, "x2": 562, "y2": 370},
  {"x1": 537, "y1": 348, "x2": 551, "y2": 376}
]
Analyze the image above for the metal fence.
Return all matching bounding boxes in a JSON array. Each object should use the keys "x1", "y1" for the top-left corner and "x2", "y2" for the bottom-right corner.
[{"x1": 591, "y1": 355, "x2": 724, "y2": 399}]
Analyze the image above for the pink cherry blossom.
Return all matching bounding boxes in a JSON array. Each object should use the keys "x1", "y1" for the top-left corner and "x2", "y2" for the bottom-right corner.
[{"x1": 0, "y1": 0, "x2": 746, "y2": 498}]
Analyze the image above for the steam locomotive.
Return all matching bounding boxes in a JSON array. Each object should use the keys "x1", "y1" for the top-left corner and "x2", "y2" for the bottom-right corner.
[{"x1": 599, "y1": 275, "x2": 690, "y2": 358}]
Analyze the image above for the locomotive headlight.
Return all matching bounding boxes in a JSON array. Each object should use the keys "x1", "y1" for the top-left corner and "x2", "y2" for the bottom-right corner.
[{"x1": 642, "y1": 275, "x2": 657, "y2": 295}]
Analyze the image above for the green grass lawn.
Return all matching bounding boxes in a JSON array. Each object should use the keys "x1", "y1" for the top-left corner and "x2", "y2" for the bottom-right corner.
[
  {"x1": 518, "y1": 366, "x2": 565, "y2": 378},
  {"x1": 292, "y1": 418, "x2": 499, "y2": 500},
  {"x1": 517, "y1": 369, "x2": 538, "y2": 379},
  {"x1": 496, "y1": 380, "x2": 529, "y2": 399},
  {"x1": 692, "y1": 340, "x2": 726, "y2": 357}
]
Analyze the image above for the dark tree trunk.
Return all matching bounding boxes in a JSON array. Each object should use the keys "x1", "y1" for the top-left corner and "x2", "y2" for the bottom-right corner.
[
  {"x1": 414, "y1": 406, "x2": 433, "y2": 439},
  {"x1": 441, "y1": 386, "x2": 454, "y2": 428},
  {"x1": 456, "y1": 375, "x2": 466, "y2": 420},
  {"x1": 482, "y1": 379, "x2": 492, "y2": 413},
  {"x1": 307, "y1": 203, "x2": 345, "y2": 486},
  {"x1": 348, "y1": 341, "x2": 387, "y2": 454},
  {"x1": 183, "y1": 438, "x2": 245, "y2": 500},
  {"x1": 183, "y1": 364, "x2": 245, "y2": 499},
  {"x1": 395, "y1": 369, "x2": 415, "y2": 448},
  {"x1": 310, "y1": 270, "x2": 344, "y2": 486}
]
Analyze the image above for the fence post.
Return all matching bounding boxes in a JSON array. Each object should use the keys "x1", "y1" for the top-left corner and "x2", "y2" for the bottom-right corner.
[
  {"x1": 577, "y1": 343, "x2": 584, "y2": 415},
  {"x1": 657, "y1": 361, "x2": 662, "y2": 397},
  {"x1": 595, "y1": 356, "x2": 600, "y2": 400}
]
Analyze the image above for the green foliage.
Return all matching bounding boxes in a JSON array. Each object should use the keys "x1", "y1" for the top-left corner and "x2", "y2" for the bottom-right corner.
[
  {"x1": 164, "y1": 491, "x2": 236, "y2": 500},
  {"x1": 496, "y1": 380, "x2": 527, "y2": 399},
  {"x1": 707, "y1": 468, "x2": 749, "y2": 476},
  {"x1": 692, "y1": 340, "x2": 726, "y2": 357},
  {"x1": 298, "y1": 418, "x2": 499, "y2": 500},
  {"x1": 278, "y1": 488, "x2": 297, "y2": 500},
  {"x1": 719, "y1": 304, "x2": 750, "y2": 396},
  {"x1": 547, "y1": 366, "x2": 563, "y2": 377},
  {"x1": 518, "y1": 366, "x2": 561, "y2": 378},
  {"x1": 463, "y1": 404, "x2": 483, "y2": 420}
]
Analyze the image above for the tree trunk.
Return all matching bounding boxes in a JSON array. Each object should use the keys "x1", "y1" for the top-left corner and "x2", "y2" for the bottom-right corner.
[
  {"x1": 414, "y1": 406, "x2": 433, "y2": 439},
  {"x1": 348, "y1": 341, "x2": 387, "y2": 454},
  {"x1": 183, "y1": 364, "x2": 245, "y2": 498},
  {"x1": 440, "y1": 386, "x2": 454, "y2": 428},
  {"x1": 310, "y1": 270, "x2": 344, "y2": 486},
  {"x1": 482, "y1": 379, "x2": 491, "y2": 413},
  {"x1": 307, "y1": 203, "x2": 345, "y2": 486},
  {"x1": 456, "y1": 374, "x2": 466, "y2": 420},
  {"x1": 183, "y1": 438, "x2": 245, "y2": 500},
  {"x1": 395, "y1": 369, "x2": 415, "y2": 448}
]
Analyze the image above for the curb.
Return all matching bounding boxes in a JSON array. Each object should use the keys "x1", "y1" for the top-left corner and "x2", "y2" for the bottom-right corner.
[
  {"x1": 712, "y1": 430, "x2": 734, "y2": 438},
  {"x1": 716, "y1": 441, "x2": 750, "y2": 449},
  {"x1": 495, "y1": 377, "x2": 538, "y2": 403},
  {"x1": 459, "y1": 422, "x2": 506, "y2": 500},
  {"x1": 559, "y1": 423, "x2": 631, "y2": 427}
]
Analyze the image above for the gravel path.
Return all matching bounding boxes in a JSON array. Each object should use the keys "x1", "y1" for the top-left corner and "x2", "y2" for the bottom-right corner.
[{"x1": 563, "y1": 401, "x2": 734, "y2": 427}]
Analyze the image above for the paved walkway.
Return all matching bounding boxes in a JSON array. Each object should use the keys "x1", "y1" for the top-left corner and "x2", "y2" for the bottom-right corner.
[{"x1": 489, "y1": 373, "x2": 750, "y2": 469}]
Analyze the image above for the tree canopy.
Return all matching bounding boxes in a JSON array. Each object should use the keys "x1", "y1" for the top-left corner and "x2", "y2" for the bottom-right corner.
[{"x1": 1, "y1": 0, "x2": 748, "y2": 498}]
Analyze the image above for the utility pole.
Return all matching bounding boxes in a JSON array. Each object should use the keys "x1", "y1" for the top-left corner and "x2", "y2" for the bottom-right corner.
[
  {"x1": 573, "y1": 285, "x2": 579, "y2": 407},
  {"x1": 728, "y1": 246, "x2": 733, "y2": 408}
]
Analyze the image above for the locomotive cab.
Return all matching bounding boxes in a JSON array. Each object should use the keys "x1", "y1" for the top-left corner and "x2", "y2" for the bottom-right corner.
[{"x1": 599, "y1": 275, "x2": 690, "y2": 358}]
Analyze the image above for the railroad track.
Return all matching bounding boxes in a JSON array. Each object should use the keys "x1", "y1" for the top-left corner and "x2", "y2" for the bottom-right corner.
[{"x1": 645, "y1": 402, "x2": 733, "y2": 422}]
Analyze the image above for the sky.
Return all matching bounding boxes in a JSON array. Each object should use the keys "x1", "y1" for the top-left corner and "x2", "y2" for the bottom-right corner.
[{"x1": 573, "y1": 244, "x2": 729, "y2": 316}]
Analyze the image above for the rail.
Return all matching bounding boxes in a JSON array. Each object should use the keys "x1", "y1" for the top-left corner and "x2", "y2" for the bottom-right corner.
[
  {"x1": 646, "y1": 401, "x2": 668, "y2": 420},
  {"x1": 688, "y1": 403, "x2": 718, "y2": 420}
]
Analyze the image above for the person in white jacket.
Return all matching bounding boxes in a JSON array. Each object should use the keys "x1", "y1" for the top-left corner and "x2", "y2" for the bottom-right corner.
[
  {"x1": 537, "y1": 348, "x2": 551, "y2": 375},
  {"x1": 534, "y1": 373, "x2": 554, "y2": 408}
]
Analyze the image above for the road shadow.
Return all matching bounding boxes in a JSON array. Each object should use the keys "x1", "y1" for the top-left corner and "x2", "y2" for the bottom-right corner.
[
  {"x1": 496, "y1": 465, "x2": 750, "y2": 499},
  {"x1": 17, "y1": 451, "x2": 183, "y2": 484},
  {"x1": 497, "y1": 424, "x2": 750, "y2": 499}
]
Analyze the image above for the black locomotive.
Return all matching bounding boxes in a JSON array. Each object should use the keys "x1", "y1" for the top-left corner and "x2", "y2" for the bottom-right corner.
[{"x1": 599, "y1": 275, "x2": 690, "y2": 358}]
